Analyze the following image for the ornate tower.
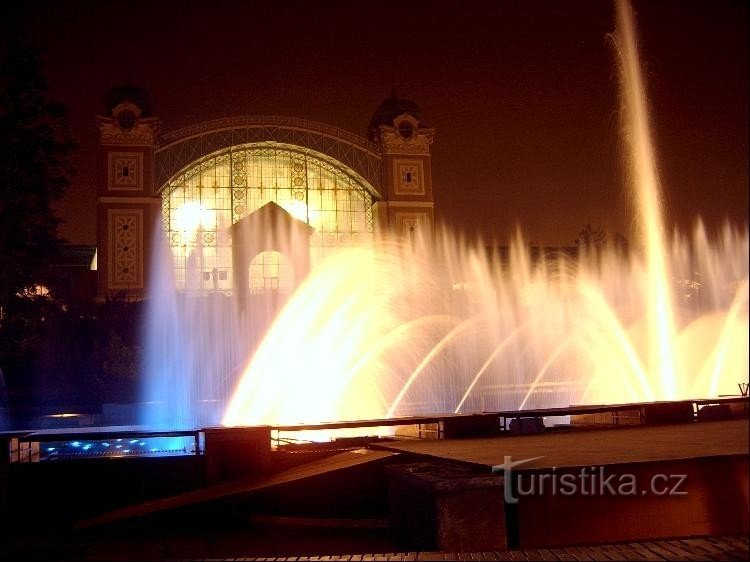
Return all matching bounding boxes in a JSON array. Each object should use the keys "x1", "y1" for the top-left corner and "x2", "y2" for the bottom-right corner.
[
  {"x1": 369, "y1": 91, "x2": 435, "y2": 239},
  {"x1": 95, "y1": 86, "x2": 160, "y2": 299}
]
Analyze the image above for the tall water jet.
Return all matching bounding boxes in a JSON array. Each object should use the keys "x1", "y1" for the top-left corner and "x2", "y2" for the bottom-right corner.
[
  {"x1": 141, "y1": 222, "x2": 189, "y2": 430},
  {"x1": 614, "y1": 0, "x2": 678, "y2": 399}
]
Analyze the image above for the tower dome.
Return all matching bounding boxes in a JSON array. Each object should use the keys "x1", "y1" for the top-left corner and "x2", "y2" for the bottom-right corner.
[
  {"x1": 104, "y1": 84, "x2": 152, "y2": 117},
  {"x1": 368, "y1": 90, "x2": 424, "y2": 141}
]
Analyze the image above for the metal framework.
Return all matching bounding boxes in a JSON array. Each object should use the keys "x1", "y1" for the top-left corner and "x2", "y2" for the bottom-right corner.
[{"x1": 155, "y1": 115, "x2": 383, "y2": 196}]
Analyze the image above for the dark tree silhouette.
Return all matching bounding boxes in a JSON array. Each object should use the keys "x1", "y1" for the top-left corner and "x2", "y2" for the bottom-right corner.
[
  {"x1": 0, "y1": 40, "x2": 75, "y2": 307},
  {"x1": 0, "y1": 40, "x2": 76, "y2": 404}
]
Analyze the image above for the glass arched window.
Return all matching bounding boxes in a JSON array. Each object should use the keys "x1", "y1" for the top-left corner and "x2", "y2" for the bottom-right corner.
[{"x1": 161, "y1": 143, "x2": 376, "y2": 290}]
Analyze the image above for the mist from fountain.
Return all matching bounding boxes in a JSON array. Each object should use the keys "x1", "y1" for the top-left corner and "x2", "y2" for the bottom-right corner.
[
  {"x1": 141, "y1": 0, "x2": 749, "y2": 432},
  {"x1": 220, "y1": 222, "x2": 747, "y2": 428}
]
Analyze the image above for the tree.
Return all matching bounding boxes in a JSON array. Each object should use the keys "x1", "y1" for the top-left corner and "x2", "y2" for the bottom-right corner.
[
  {"x1": 0, "y1": 40, "x2": 75, "y2": 308},
  {"x1": 0, "y1": 40, "x2": 75, "y2": 404}
]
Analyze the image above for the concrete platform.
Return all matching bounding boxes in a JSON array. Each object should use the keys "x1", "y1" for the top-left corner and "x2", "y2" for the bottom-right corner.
[
  {"x1": 375, "y1": 418, "x2": 749, "y2": 469},
  {"x1": 377, "y1": 419, "x2": 749, "y2": 549}
]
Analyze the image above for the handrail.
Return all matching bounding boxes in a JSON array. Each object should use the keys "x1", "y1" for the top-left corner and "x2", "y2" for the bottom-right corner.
[
  {"x1": 8, "y1": 427, "x2": 204, "y2": 463},
  {"x1": 269, "y1": 396, "x2": 749, "y2": 432},
  {"x1": 7, "y1": 396, "x2": 747, "y2": 447},
  {"x1": 16, "y1": 427, "x2": 201, "y2": 444}
]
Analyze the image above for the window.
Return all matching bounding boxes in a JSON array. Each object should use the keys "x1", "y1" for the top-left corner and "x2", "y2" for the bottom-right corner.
[
  {"x1": 398, "y1": 122, "x2": 414, "y2": 139},
  {"x1": 117, "y1": 110, "x2": 136, "y2": 131},
  {"x1": 162, "y1": 144, "x2": 375, "y2": 291}
]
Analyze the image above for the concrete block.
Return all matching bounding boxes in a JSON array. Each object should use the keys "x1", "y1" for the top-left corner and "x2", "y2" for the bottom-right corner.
[
  {"x1": 387, "y1": 462, "x2": 506, "y2": 552},
  {"x1": 641, "y1": 401, "x2": 694, "y2": 424},
  {"x1": 203, "y1": 425, "x2": 271, "y2": 483},
  {"x1": 509, "y1": 417, "x2": 545, "y2": 435},
  {"x1": 697, "y1": 404, "x2": 733, "y2": 421},
  {"x1": 442, "y1": 414, "x2": 500, "y2": 438}
]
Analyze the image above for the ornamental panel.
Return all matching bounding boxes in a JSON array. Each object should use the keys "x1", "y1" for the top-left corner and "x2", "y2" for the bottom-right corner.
[
  {"x1": 108, "y1": 209, "x2": 143, "y2": 289},
  {"x1": 108, "y1": 152, "x2": 143, "y2": 191},
  {"x1": 393, "y1": 159, "x2": 425, "y2": 196},
  {"x1": 393, "y1": 210, "x2": 431, "y2": 239}
]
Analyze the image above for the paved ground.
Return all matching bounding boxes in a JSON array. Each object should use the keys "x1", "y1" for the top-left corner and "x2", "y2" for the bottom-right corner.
[
  {"x1": 172, "y1": 535, "x2": 749, "y2": 561},
  {"x1": 375, "y1": 419, "x2": 749, "y2": 469}
]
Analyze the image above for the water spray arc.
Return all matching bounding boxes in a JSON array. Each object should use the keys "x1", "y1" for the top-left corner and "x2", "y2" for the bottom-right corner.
[{"x1": 140, "y1": 0, "x2": 748, "y2": 432}]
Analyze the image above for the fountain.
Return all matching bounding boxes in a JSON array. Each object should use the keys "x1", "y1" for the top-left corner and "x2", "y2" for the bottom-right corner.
[{"x1": 140, "y1": 0, "x2": 748, "y2": 433}]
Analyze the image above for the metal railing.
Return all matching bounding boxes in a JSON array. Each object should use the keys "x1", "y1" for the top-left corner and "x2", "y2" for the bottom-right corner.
[
  {"x1": 268, "y1": 395, "x2": 750, "y2": 443},
  {"x1": 4, "y1": 395, "x2": 747, "y2": 461},
  {"x1": 5, "y1": 428, "x2": 203, "y2": 463}
]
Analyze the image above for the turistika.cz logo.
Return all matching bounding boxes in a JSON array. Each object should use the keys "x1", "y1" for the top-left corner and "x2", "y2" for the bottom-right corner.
[{"x1": 492, "y1": 456, "x2": 688, "y2": 504}]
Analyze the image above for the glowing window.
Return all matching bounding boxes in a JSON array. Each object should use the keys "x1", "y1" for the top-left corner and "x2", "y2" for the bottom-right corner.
[{"x1": 161, "y1": 143, "x2": 376, "y2": 291}]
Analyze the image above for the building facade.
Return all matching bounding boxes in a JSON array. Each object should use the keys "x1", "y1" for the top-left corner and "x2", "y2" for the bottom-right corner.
[{"x1": 96, "y1": 87, "x2": 435, "y2": 298}]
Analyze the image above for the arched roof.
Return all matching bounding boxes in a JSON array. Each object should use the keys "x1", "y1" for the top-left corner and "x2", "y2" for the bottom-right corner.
[{"x1": 155, "y1": 116, "x2": 383, "y2": 194}]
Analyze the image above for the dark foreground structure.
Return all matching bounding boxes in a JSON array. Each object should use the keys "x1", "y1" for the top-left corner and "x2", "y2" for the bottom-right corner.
[{"x1": 1, "y1": 397, "x2": 748, "y2": 560}]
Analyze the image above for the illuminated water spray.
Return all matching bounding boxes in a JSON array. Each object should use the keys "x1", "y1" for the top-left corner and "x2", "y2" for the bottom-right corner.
[
  {"x1": 141, "y1": 0, "x2": 748, "y2": 432},
  {"x1": 614, "y1": 0, "x2": 678, "y2": 399}
]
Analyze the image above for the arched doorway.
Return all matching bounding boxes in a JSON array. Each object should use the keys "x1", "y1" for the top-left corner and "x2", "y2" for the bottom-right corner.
[
  {"x1": 249, "y1": 251, "x2": 293, "y2": 296},
  {"x1": 229, "y1": 200, "x2": 313, "y2": 306}
]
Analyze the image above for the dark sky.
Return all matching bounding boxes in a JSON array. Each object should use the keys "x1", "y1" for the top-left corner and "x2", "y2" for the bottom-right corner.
[{"x1": 8, "y1": 0, "x2": 749, "y2": 246}]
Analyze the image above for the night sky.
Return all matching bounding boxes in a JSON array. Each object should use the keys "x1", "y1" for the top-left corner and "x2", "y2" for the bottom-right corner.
[{"x1": 7, "y1": 0, "x2": 748, "y2": 246}]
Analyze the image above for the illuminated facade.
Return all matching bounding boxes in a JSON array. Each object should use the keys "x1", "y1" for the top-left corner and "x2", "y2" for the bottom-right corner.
[{"x1": 96, "y1": 87, "x2": 435, "y2": 298}]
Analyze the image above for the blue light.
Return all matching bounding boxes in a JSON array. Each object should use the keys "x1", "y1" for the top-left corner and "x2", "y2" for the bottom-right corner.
[
  {"x1": 129, "y1": 439, "x2": 138, "y2": 444},
  {"x1": 83, "y1": 444, "x2": 92, "y2": 451},
  {"x1": 115, "y1": 445, "x2": 122, "y2": 449},
  {"x1": 71, "y1": 441, "x2": 81, "y2": 447},
  {"x1": 123, "y1": 449, "x2": 131, "y2": 453},
  {"x1": 149, "y1": 448, "x2": 158, "y2": 452},
  {"x1": 46, "y1": 447, "x2": 56, "y2": 452},
  {"x1": 139, "y1": 442, "x2": 146, "y2": 446},
  {"x1": 102, "y1": 442, "x2": 110, "y2": 447}
]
